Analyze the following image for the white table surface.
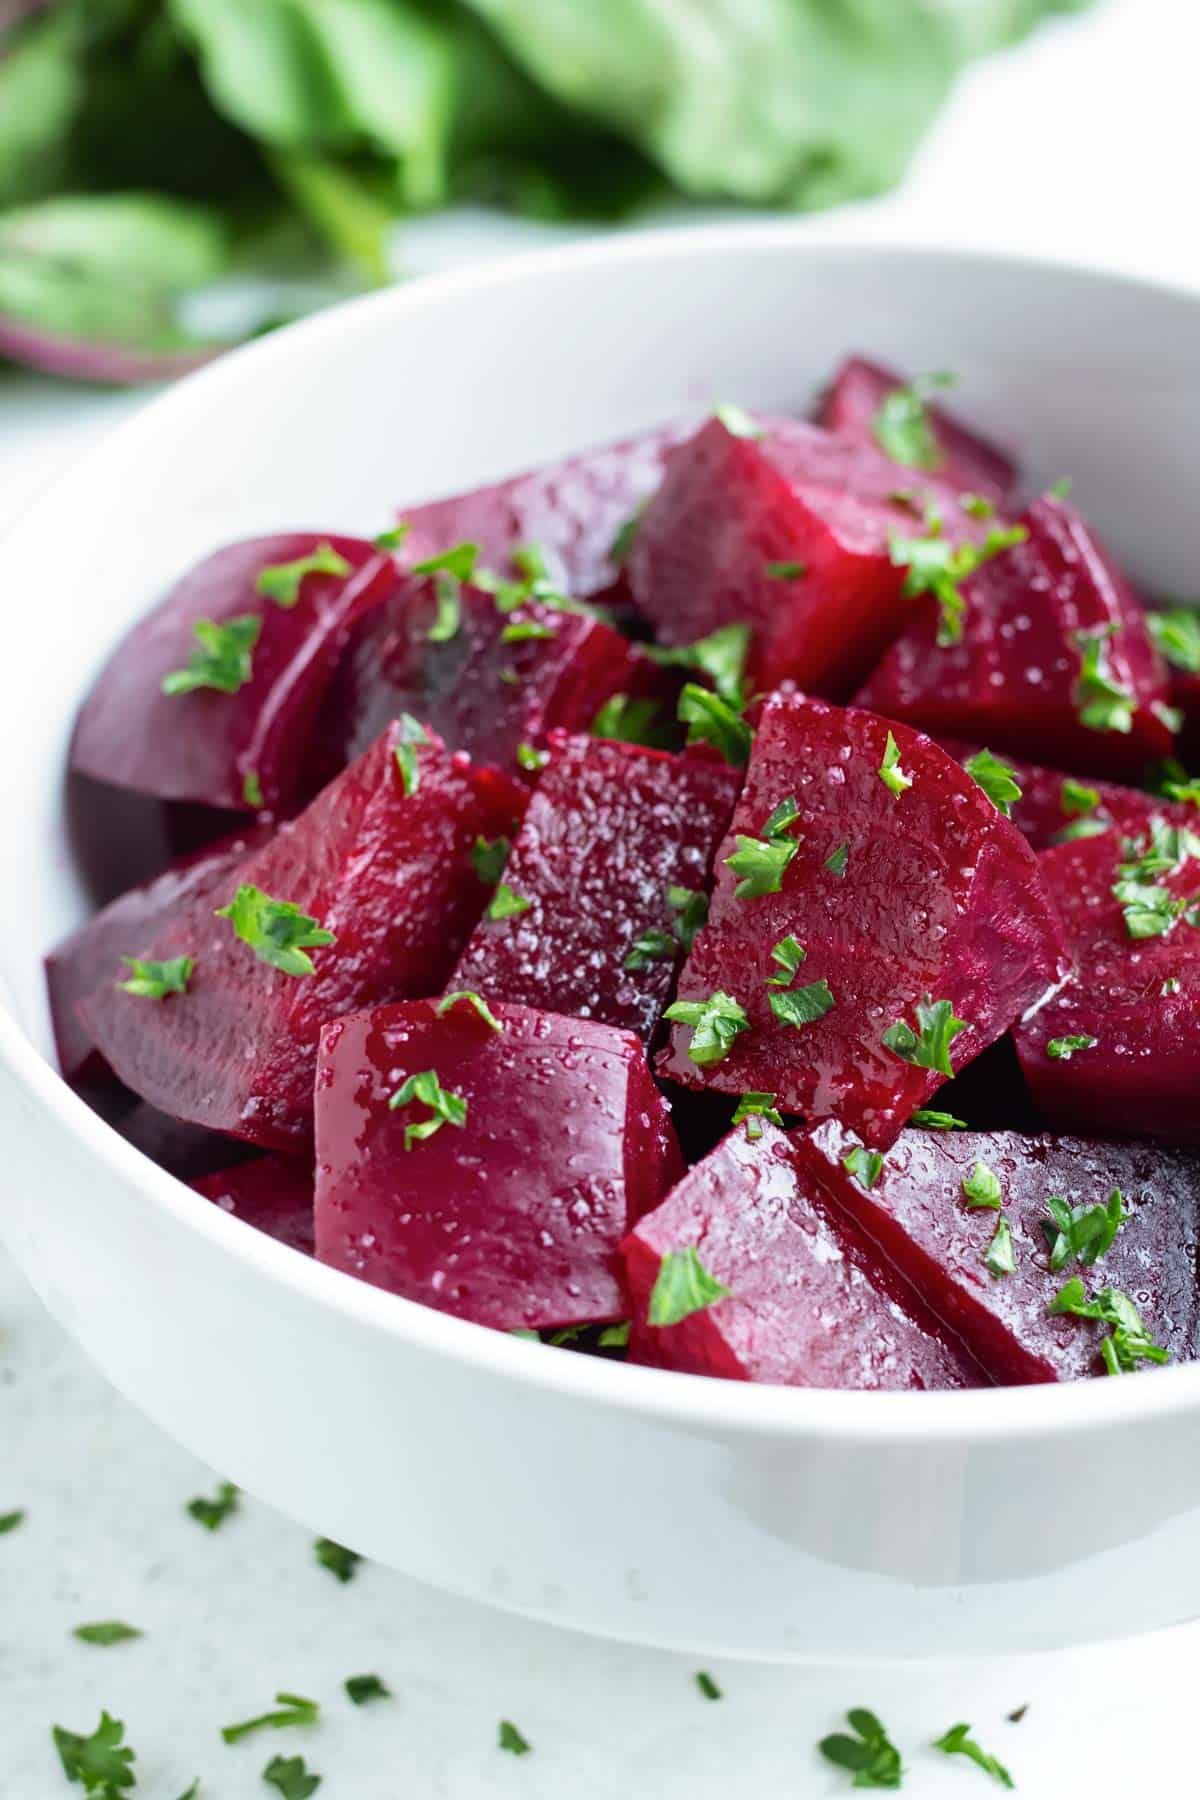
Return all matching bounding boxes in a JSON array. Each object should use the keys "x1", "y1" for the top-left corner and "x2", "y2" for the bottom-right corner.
[{"x1": 4, "y1": 1, "x2": 1198, "y2": 1792}]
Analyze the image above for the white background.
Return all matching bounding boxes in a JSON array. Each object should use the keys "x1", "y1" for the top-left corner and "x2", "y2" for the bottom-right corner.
[{"x1": 3, "y1": 1, "x2": 1198, "y2": 1793}]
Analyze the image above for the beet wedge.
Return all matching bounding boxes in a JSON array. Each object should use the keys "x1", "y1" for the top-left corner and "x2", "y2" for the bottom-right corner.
[
  {"x1": 800, "y1": 1121, "x2": 1200, "y2": 1383},
  {"x1": 855, "y1": 495, "x2": 1175, "y2": 778},
  {"x1": 658, "y1": 694, "x2": 1070, "y2": 1146},
  {"x1": 194, "y1": 1156, "x2": 315, "y2": 1257},
  {"x1": 308, "y1": 575, "x2": 644, "y2": 788},
  {"x1": 621, "y1": 1120, "x2": 981, "y2": 1388},
  {"x1": 314, "y1": 999, "x2": 681, "y2": 1331},
  {"x1": 627, "y1": 415, "x2": 996, "y2": 695},
  {"x1": 71, "y1": 535, "x2": 395, "y2": 814},
  {"x1": 1013, "y1": 819, "x2": 1200, "y2": 1144},
  {"x1": 451, "y1": 734, "x2": 741, "y2": 1041},
  {"x1": 816, "y1": 356, "x2": 1017, "y2": 504},
  {"x1": 78, "y1": 723, "x2": 525, "y2": 1151}
]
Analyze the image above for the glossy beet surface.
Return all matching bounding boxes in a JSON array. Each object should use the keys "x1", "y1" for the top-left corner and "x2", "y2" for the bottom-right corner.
[
  {"x1": 314, "y1": 1000, "x2": 681, "y2": 1330},
  {"x1": 621, "y1": 1121, "x2": 981, "y2": 1388},
  {"x1": 802, "y1": 1122, "x2": 1200, "y2": 1383},
  {"x1": 627, "y1": 416, "x2": 993, "y2": 695},
  {"x1": 934, "y1": 736, "x2": 1190, "y2": 852},
  {"x1": 194, "y1": 1156, "x2": 315, "y2": 1257},
  {"x1": 1013, "y1": 822, "x2": 1200, "y2": 1144},
  {"x1": 856, "y1": 496, "x2": 1175, "y2": 778},
  {"x1": 816, "y1": 356, "x2": 1018, "y2": 504},
  {"x1": 71, "y1": 535, "x2": 395, "y2": 813},
  {"x1": 46, "y1": 824, "x2": 269, "y2": 1083},
  {"x1": 79, "y1": 725, "x2": 523, "y2": 1150},
  {"x1": 659, "y1": 694, "x2": 1069, "y2": 1145},
  {"x1": 309, "y1": 578, "x2": 639, "y2": 787},
  {"x1": 451, "y1": 735, "x2": 740, "y2": 1040}
]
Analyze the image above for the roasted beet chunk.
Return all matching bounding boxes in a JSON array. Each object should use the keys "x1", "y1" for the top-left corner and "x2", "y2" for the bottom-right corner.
[
  {"x1": 309, "y1": 575, "x2": 643, "y2": 786},
  {"x1": 71, "y1": 535, "x2": 395, "y2": 814},
  {"x1": 78, "y1": 724, "x2": 524, "y2": 1150},
  {"x1": 801, "y1": 1122, "x2": 1200, "y2": 1382},
  {"x1": 627, "y1": 415, "x2": 993, "y2": 695},
  {"x1": 658, "y1": 695, "x2": 1069, "y2": 1146},
  {"x1": 450, "y1": 735, "x2": 740, "y2": 1040},
  {"x1": 194, "y1": 1156, "x2": 315, "y2": 1256},
  {"x1": 816, "y1": 356, "x2": 1017, "y2": 505},
  {"x1": 856, "y1": 495, "x2": 1175, "y2": 778},
  {"x1": 621, "y1": 1121, "x2": 980, "y2": 1388},
  {"x1": 1013, "y1": 819, "x2": 1200, "y2": 1144},
  {"x1": 314, "y1": 1000, "x2": 681, "y2": 1330}
]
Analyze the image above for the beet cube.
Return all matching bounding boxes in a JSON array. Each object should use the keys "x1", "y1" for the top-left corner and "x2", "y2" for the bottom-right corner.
[
  {"x1": 621, "y1": 1121, "x2": 981, "y2": 1388},
  {"x1": 800, "y1": 1121, "x2": 1200, "y2": 1382},
  {"x1": 78, "y1": 724, "x2": 523, "y2": 1150},
  {"x1": 194, "y1": 1156, "x2": 315, "y2": 1257},
  {"x1": 816, "y1": 356, "x2": 1017, "y2": 504},
  {"x1": 116, "y1": 1102, "x2": 261, "y2": 1184},
  {"x1": 855, "y1": 496, "x2": 1175, "y2": 778},
  {"x1": 1012, "y1": 821, "x2": 1200, "y2": 1144},
  {"x1": 450, "y1": 735, "x2": 740, "y2": 1040},
  {"x1": 627, "y1": 416, "x2": 992, "y2": 695},
  {"x1": 658, "y1": 694, "x2": 1069, "y2": 1146},
  {"x1": 70, "y1": 535, "x2": 395, "y2": 814},
  {"x1": 314, "y1": 1000, "x2": 681, "y2": 1331}
]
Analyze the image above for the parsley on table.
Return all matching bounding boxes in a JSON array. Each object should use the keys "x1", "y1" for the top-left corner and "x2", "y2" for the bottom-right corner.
[
  {"x1": 889, "y1": 513, "x2": 1026, "y2": 646},
  {"x1": 872, "y1": 371, "x2": 955, "y2": 469},
  {"x1": 72, "y1": 1622, "x2": 142, "y2": 1646},
  {"x1": 664, "y1": 992, "x2": 750, "y2": 1066},
  {"x1": 119, "y1": 955, "x2": 193, "y2": 999},
  {"x1": 842, "y1": 1146, "x2": 883, "y2": 1191},
  {"x1": 393, "y1": 713, "x2": 430, "y2": 796},
  {"x1": 471, "y1": 835, "x2": 510, "y2": 885},
  {"x1": 1042, "y1": 1190, "x2": 1126, "y2": 1272},
  {"x1": 1147, "y1": 607, "x2": 1200, "y2": 673},
  {"x1": 345, "y1": 1674, "x2": 390, "y2": 1705},
  {"x1": 984, "y1": 1217, "x2": 1016, "y2": 1279},
  {"x1": 53, "y1": 1711, "x2": 136, "y2": 1794},
  {"x1": 882, "y1": 996, "x2": 969, "y2": 1078},
  {"x1": 667, "y1": 886, "x2": 708, "y2": 952},
  {"x1": 961, "y1": 1160, "x2": 1002, "y2": 1209},
  {"x1": 221, "y1": 1693, "x2": 319, "y2": 1744},
  {"x1": 388, "y1": 1071, "x2": 467, "y2": 1151},
  {"x1": 677, "y1": 683, "x2": 753, "y2": 766},
  {"x1": 591, "y1": 694, "x2": 667, "y2": 746},
  {"x1": 964, "y1": 748, "x2": 1022, "y2": 818},
  {"x1": 435, "y1": 990, "x2": 502, "y2": 1032},
  {"x1": 263, "y1": 1754, "x2": 322, "y2": 1798},
  {"x1": 498, "y1": 1719, "x2": 532, "y2": 1755},
  {"x1": 1048, "y1": 1279, "x2": 1170, "y2": 1374},
  {"x1": 186, "y1": 1481, "x2": 239, "y2": 1531},
  {"x1": 162, "y1": 615, "x2": 261, "y2": 697},
  {"x1": 215, "y1": 886, "x2": 335, "y2": 977},
  {"x1": 624, "y1": 930, "x2": 678, "y2": 970},
  {"x1": 818, "y1": 1707, "x2": 903, "y2": 1789},
  {"x1": 256, "y1": 542, "x2": 350, "y2": 608},
  {"x1": 647, "y1": 1247, "x2": 731, "y2": 1327},
  {"x1": 933, "y1": 1722, "x2": 1014, "y2": 1789},
  {"x1": 731, "y1": 1092, "x2": 783, "y2": 1139},
  {"x1": 0, "y1": 1508, "x2": 25, "y2": 1534},
  {"x1": 911, "y1": 1109, "x2": 967, "y2": 1129},
  {"x1": 770, "y1": 979, "x2": 835, "y2": 1030},
  {"x1": 695, "y1": 1671, "x2": 722, "y2": 1700},
  {"x1": 878, "y1": 731, "x2": 912, "y2": 796},
  {"x1": 1073, "y1": 623, "x2": 1136, "y2": 734},
  {"x1": 487, "y1": 882, "x2": 531, "y2": 921},
  {"x1": 1046, "y1": 1034, "x2": 1097, "y2": 1061}
]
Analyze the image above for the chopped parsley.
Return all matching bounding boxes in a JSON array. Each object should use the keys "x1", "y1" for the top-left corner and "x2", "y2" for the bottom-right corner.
[
  {"x1": 961, "y1": 1160, "x2": 1002, "y2": 1208},
  {"x1": 263, "y1": 1754, "x2": 322, "y2": 1798},
  {"x1": 933, "y1": 1722, "x2": 1014, "y2": 1789},
  {"x1": 1046, "y1": 1034, "x2": 1097, "y2": 1061},
  {"x1": 1048, "y1": 1278, "x2": 1170, "y2": 1374},
  {"x1": 1061, "y1": 778, "x2": 1100, "y2": 817},
  {"x1": 515, "y1": 742, "x2": 548, "y2": 773},
  {"x1": 374, "y1": 523, "x2": 409, "y2": 552},
  {"x1": 0, "y1": 1509, "x2": 25, "y2": 1535},
  {"x1": 471, "y1": 835, "x2": 510, "y2": 885},
  {"x1": 1074, "y1": 623, "x2": 1136, "y2": 734},
  {"x1": 598, "y1": 1320, "x2": 631, "y2": 1349},
  {"x1": 1042, "y1": 1189, "x2": 1126, "y2": 1272},
  {"x1": 726, "y1": 800, "x2": 801, "y2": 898},
  {"x1": 590, "y1": 694, "x2": 667, "y2": 746},
  {"x1": 222, "y1": 1693, "x2": 320, "y2": 1744},
  {"x1": 162, "y1": 614, "x2": 261, "y2": 696},
  {"x1": 53, "y1": 1711, "x2": 136, "y2": 1794},
  {"x1": 842, "y1": 1146, "x2": 884, "y2": 1190},
  {"x1": 243, "y1": 769, "x2": 265, "y2": 809},
  {"x1": 765, "y1": 560, "x2": 806, "y2": 580},
  {"x1": 411, "y1": 541, "x2": 478, "y2": 583},
  {"x1": 119, "y1": 955, "x2": 193, "y2": 1000},
  {"x1": 731, "y1": 1092, "x2": 783, "y2": 1138},
  {"x1": 1049, "y1": 476, "x2": 1073, "y2": 499},
  {"x1": 695, "y1": 1671, "x2": 722, "y2": 1701},
  {"x1": 818, "y1": 1707, "x2": 903, "y2": 1789},
  {"x1": 645, "y1": 622, "x2": 750, "y2": 705},
  {"x1": 609, "y1": 509, "x2": 642, "y2": 566},
  {"x1": 889, "y1": 514, "x2": 1026, "y2": 646},
  {"x1": 498, "y1": 1720, "x2": 532, "y2": 1756},
  {"x1": 911, "y1": 1109, "x2": 967, "y2": 1130},
  {"x1": 985, "y1": 1217, "x2": 1016, "y2": 1279},
  {"x1": 964, "y1": 748, "x2": 1022, "y2": 818},
  {"x1": 256, "y1": 541, "x2": 350, "y2": 608},
  {"x1": 878, "y1": 731, "x2": 912, "y2": 796},
  {"x1": 624, "y1": 930, "x2": 678, "y2": 970},
  {"x1": 393, "y1": 713, "x2": 430, "y2": 796},
  {"x1": 769, "y1": 979, "x2": 835, "y2": 1030},
  {"x1": 766, "y1": 934, "x2": 806, "y2": 985},
  {"x1": 667, "y1": 885, "x2": 708, "y2": 953},
  {"x1": 215, "y1": 885, "x2": 335, "y2": 977},
  {"x1": 882, "y1": 996, "x2": 969, "y2": 1078},
  {"x1": 73, "y1": 1621, "x2": 142, "y2": 1646},
  {"x1": 487, "y1": 883, "x2": 531, "y2": 921},
  {"x1": 426, "y1": 572, "x2": 461, "y2": 643},
  {"x1": 961, "y1": 493, "x2": 996, "y2": 520},
  {"x1": 186, "y1": 1481, "x2": 239, "y2": 1531},
  {"x1": 825, "y1": 840, "x2": 850, "y2": 877},
  {"x1": 1164, "y1": 976, "x2": 1182, "y2": 996},
  {"x1": 436, "y1": 990, "x2": 502, "y2": 1032},
  {"x1": 664, "y1": 992, "x2": 750, "y2": 1066},
  {"x1": 647, "y1": 1246, "x2": 731, "y2": 1326},
  {"x1": 1147, "y1": 608, "x2": 1200, "y2": 673},
  {"x1": 1051, "y1": 817, "x2": 1111, "y2": 844},
  {"x1": 872, "y1": 370, "x2": 955, "y2": 469},
  {"x1": 677, "y1": 683, "x2": 753, "y2": 766},
  {"x1": 501, "y1": 616, "x2": 557, "y2": 643},
  {"x1": 1111, "y1": 815, "x2": 1200, "y2": 939},
  {"x1": 388, "y1": 1070, "x2": 467, "y2": 1150},
  {"x1": 713, "y1": 402, "x2": 763, "y2": 440},
  {"x1": 344, "y1": 1673, "x2": 391, "y2": 1706}
]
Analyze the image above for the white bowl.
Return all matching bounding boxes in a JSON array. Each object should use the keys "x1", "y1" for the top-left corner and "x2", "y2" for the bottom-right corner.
[{"x1": 3, "y1": 229, "x2": 1200, "y2": 1663}]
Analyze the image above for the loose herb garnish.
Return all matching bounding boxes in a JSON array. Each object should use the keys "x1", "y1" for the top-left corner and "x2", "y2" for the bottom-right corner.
[
  {"x1": 256, "y1": 541, "x2": 350, "y2": 608},
  {"x1": 609, "y1": 510, "x2": 642, "y2": 566},
  {"x1": 515, "y1": 742, "x2": 548, "y2": 773},
  {"x1": 498, "y1": 1720, "x2": 532, "y2": 1756},
  {"x1": 878, "y1": 731, "x2": 912, "y2": 796},
  {"x1": 765, "y1": 560, "x2": 806, "y2": 580},
  {"x1": 667, "y1": 886, "x2": 708, "y2": 953},
  {"x1": 1147, "y1": 608, "x2": 1200, "y2": 673},
  {"x1": 677, "y1": 683, "x2": 753, "y2": 766},
  {"x1": 374, "y1": 524, "x2": 409, "y2": 552},
  {"x1": 713, "y1": 402, "x2": 763, "y2": 440},
  {"x1": 645, "y1": 622, "x2": 751, "y2": 705},
  {"x1": 843, "y1": 1146, "x2": 884, "y2": 1190},
  {"x1": 215, "y1": 886, "x2": 335, "y2": 976},
  {"x1": 770, "y1": 979, "x2": 835, "y2": 1030},
  {"x1": 964, "y1": 748, "x2": 1022, "y2": 819},
  {"x1": 393, "y1": 713, "x2": 430, "y2": 796},
  {"x1": 436, "y1": 990, "x2": 502, "y2": 1032},
  {"x1": 648, "y1": 1246, "x2": 731, "y2": 1326},
  {"x1": 818, "y1": 1707, "x2": 903, "y2": 1789},
  {"x1": 985, "y1": 1217, "x2": 1016, "y2": 1278},
  {"x1": 500, "y1": 617, "x2": 557, "y2": 643},
  {"x1": 388, "y1": 1070, "x2": 467, "y2": 1150},
  {"x1": 1042, "y1": 1189, "x2": 1126, "y2": 1272},
  {"x1": 471, "y1": 835, "x2": 510, "y2": 885},
  {"x1": 664, "y1": 992, "x2": 750, "y2": 1066},
  {"x1": 825, "y1": 840, "x2": 850, "y2": 877},
  {"x1": 766, "y1": 934, "x2": 806, "y2": 985},
  {"x1": 962, "y1": 1160, "x2": 1002, "y2": 1208},
  {"x1": 1164, "y1": 976, "x2": 1182, "y2": 996},
  {"x1": 487, "y1": 883, "x2": 532, "y2": 921},
  {"x1": 53, "y1": 1712, "x2": 136, "y2": 1795},
  {"x1": 1051, "y1": 817, "x2": 1111, "y2": 844},
  {"x1": 0, "y1": 1509, "x2": 25, "y2": 1535},
  {"x1": 73, "y1": 1622, "x2": 142, "y2": 1646},
  {"x1": 1110, "y1": 815, "x2": 1200, "y2": 940},
  {"x1": 872, "y1": 371, "x2": 955, "y2": 469},
  {"x1": 911, "y1": 1109, "x2": 967, "y2": 1130},
  {"x1": 695, "y1": 1671, "x2": 722, "y2": 1700},
  {"x1": 961, "y1": 494, "x2": 996, "y2": 520},
  {"x1": 624, "y1": 930, "x2": 678, "y2": 970},
  {"x1": 731, "y1": 1092, "x2": 784, "y2": 1138},
  {"x1": 243, "y1": 769, "x2": 265, "y2": 809},
  {"x1": 263, "y1": 1754, "x2": 322, "y2": 1798},
  {"x1": 345, "y1": 1674, "x2": 390, "y2": 1705},
  {"x1": 1074, "y1": 623, "x2": 1136, "y2": 734},
  {"x1": 411, "y1": 541, "x2": 478, "y2": 583},
  {"x1": 1061, "y1": 778, "x2": 1100, "y2": 817},
  {"x1": 222, "y1": 1693, "x2": 320, "y2": 1744},
  {"x1": 933, "y1": 1722, "x2": 1014, "y2": 1789},
  {"x1": 882, "y1": 996, "x2": 969, "y2": 1078},
  {"x1": 727, "y1": 799, "x2": 801, "y2": 898},
  {"x1": 187, "y1": 1481, "x2": 239, "y2": 1531},
  {"x1": 598, "y1": 1320, "x2": 631, "y2": 1349},
  {"x1": 162, "y1": 615, "x2": 261, "y2": 696},
  {"x1": 426, "y1": 572, "x2": 461, "y2": 642},
  {"x1": 889, "y1": 513, "x2": 1026, "y2": 646},
  {"x1": 119, "y1": 955, "x2": 193, "y2": 999},
  {"x1": 1048, "y1": 1279, "x2": 1170, "y2": 1374},
  {"x1": 1046, "y1": 1034, "x2": 1098, "y2": 1061},
  {"x1": 591, "y1": 694, "x2": 667, "y2": 746}
]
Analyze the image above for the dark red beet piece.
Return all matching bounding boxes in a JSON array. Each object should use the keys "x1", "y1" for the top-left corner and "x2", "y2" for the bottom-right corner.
[
  {"x1": 621, "y1": 1121, "x2": 981, "y2": 1388},
  {"x1": 65, "y1": 774, "x2": 250, "y2": 908},
  {"x1": 658, "y1": 694, "x2": 1069, "y2": 1146},
  {"x1": 308, "y1": 577, "x2": 644, "y2": 787},
  {"x1": 450, "y1": 734, "x2": 740, "y2": 1040},
  {"x1": 800, "y1": 1121, "x2": 1200, "y2": 1383},
  {"x1": 194, "y1": 1156, "x2": 315, "y2": 1256},
  {"x1": 314, "y1": 1000, "x2": 681, "y2": 1331},
  {"x1": 855, "y1": 496, "x2": 1175, "y2": 778},
  {"x1": 627, "y1": 415, "x2": 993, "y2": 695},
  {"x1": 816, "y1": 355, "x2": 1017, "y2": 504},
  {"x1": 78, "y1": 724, "x2": 525, "y2": 1151},
  {"x1": 1012, "y1": 822, "x2": 1200, "y2": 1144},
  {"x1": 117, "y1": 1102, "x2": 261, "y2": 1182},
  {"x1": 70, "y1": 535, "x2": 395, "y2": 813},
  {"x1": 46, "y1": 823, "x2": 269, "y2": 1083}
]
